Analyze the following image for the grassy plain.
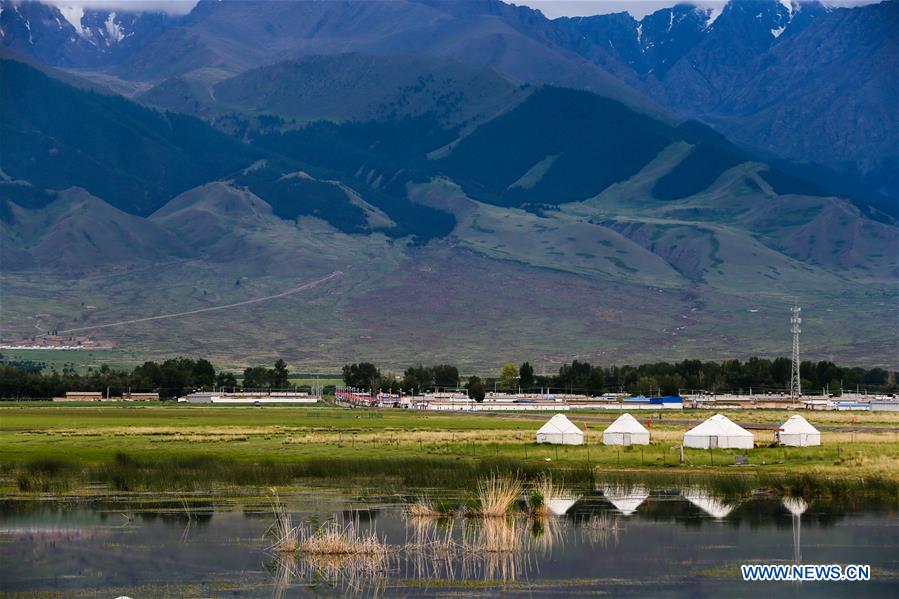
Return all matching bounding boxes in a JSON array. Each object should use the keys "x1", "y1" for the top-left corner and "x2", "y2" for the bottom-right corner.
[{"x1": 2, "y1": 404, "x2": 897, "y2": 497}]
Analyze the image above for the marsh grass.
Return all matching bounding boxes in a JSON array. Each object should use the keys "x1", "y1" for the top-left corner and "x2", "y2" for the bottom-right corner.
[
  {"x1": 15, "y1": 457, "x2": 76, "y2": 493},
  {"x1": 295, "y1": 519, "x2": 388, "y2": 557},
  {"x1": 266, "y1": 489, "x2": 299, "y2": 553},
  {"x1": 470, "y1": 473, "x2": 522, "y2": 517},
  {"x1": 38, "y1": 452, "x2": 588, "y2": 492},
  {"x1": 406, "y1": 497, "x2": 440, "y2": 518}
]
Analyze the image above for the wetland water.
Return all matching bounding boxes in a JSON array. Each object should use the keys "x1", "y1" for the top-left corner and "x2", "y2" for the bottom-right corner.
[{"x1": 1, "y1": 486, "x2": 896, "y2": 597}]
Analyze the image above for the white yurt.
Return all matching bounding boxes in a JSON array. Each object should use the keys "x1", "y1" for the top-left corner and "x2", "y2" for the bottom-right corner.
[
  {"x1": 603, "y1": 413, "x2": 650, "y2": 446},
  {"x1": 683, "y1": 413, "x2": 754, "y2": 449},
  {"x1": 536, "y1": 413, "x2": 584, "y2": 445},
  {"x1": 602, "y1": 485, "x2": 649, "y2": 516},
  {"x1": 778, "y1": 415, "x2": 821, "y2": 447}
]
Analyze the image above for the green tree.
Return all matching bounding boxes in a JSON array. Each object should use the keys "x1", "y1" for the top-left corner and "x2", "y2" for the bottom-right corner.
[
  {"x1": 403, "y1": 364, "x2": 434, "y2": 392},
  {"x1": 342, "y1": 363, "x2": 380, "y2": 389},
  {"x1": 216, "y1": 371, "x2": 238, "y2": 389},
  {"x1": 243, "y1": 366, "x2": 272, "y2": 389},
  {"x1": 633, "y1": 376, "x2": 658, "y2": 396},
  {"x1": 466, "y1": 375, "x2": 486, "y2": 402},
  {"x1": 432, "y1": 364, "x2": 460, "y2": 389},
  {"x1": 586, "y1": 368, "x2": 605, "y2": 395},
  {"x1": 499, "y1": 363, "x2": 518, "y2": 391},
  {"x1": 272, "y1": 359, "x2": 290, "y2": 388},
  {"x1": 192, "y1": 358, "x2": 216, "y2": 389},
  {"x1": 519, "y1": 362, "x2": 535, "y2": 390}
]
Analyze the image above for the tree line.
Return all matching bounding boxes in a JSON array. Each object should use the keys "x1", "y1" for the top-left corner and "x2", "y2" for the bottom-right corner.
[
  {"x1": 2, "y1": 354, "x2": 893, "y2": 401},
  {"x1": 342, "y1": 357, "x2": 897, "y2": 399},
  {"x1": 0, "y1": 357, "x2": 299, "y2": 400}
]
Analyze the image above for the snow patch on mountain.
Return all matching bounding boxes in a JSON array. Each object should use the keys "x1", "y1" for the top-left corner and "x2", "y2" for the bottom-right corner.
[
  {"x1": 779, "y1": 0, "x2": 796, "y2": 18},
  {"x1": 104, "y1": 12, "x2": 123, "y2": 43},
  {"x1": 704, "y1": 5, "x2": 724, "y2": 29},
  {"x1": 58, "y1": 4, "x2": 84, "y2": 36}
]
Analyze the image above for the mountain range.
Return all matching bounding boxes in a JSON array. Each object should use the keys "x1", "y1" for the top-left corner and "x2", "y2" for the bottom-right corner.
[{"x1": 0, "y1": 0, "x2": 896, "y2": 370}]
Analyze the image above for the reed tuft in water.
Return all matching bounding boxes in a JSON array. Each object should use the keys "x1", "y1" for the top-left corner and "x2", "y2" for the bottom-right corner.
[
  {"x1": 296, "y1": 519, "x2": 388, "y2": 556},
  {"x1": 471, "y1": 473, "x2": 522, "y2": 517},
  {"x1": 266, "y1": 488, "x2": 299, "y2": 553}
]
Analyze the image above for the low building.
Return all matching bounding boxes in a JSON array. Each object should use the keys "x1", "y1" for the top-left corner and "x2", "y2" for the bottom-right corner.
[
  {"x1": 871, "y1": 399, "x2": 899, "y2": 412},
  {"x1": 184, "y1": 391, "x2": 317, "y2": 404},
  {"x1": 54, "y1": 391, "x2": 103, "y2": 402},
  {"x1": 123, "y1": 392, "x2": 160, "y2": 401}
]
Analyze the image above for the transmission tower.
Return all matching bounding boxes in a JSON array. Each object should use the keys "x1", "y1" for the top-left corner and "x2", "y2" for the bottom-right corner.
[{"x1": 790, "y1": 301, "x2": 802, "y2": 401}]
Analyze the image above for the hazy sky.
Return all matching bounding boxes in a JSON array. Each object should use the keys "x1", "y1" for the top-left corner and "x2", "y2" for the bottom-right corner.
[{"x1": 39, "y1": 0, "x2": 883, "y2": 19}]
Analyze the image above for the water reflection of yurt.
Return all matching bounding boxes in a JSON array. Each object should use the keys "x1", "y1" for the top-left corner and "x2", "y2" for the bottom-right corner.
[
  {"x1": 682, "y1": 489, "x2": 737, "y2": 520},
  {"x1": 602, "y1": 485, "x2": 649, "y2": 516}
]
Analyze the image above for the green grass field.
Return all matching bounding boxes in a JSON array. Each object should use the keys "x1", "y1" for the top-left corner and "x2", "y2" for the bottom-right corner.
[{"x1": 2, "y1": 404, "x2": 897, "y2": 496}]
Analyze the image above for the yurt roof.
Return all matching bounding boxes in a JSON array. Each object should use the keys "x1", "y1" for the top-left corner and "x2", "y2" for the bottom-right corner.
[
  {"x1": 780, "y1": 415, "x2": 819, "y2": 435},
  {"x1": 604, "y1": 413, "x2": 649, "y2": 434},
  {"x1": 537, "y1": 413, "x2": 582, "y2": 434},
  {"x1": 685, "y1": 413, "x2": 752, "y2": 438}
]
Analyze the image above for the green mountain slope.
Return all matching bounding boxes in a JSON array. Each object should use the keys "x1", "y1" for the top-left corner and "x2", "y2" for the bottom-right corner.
[
  {"x1": 0, "y1": 58, "x2": 257, "y2": 216},
  {"x1": 139, "y1": 54, "x2": 529, "y2": 130},
  {"x1": 1, "y1": 187, "x2": 192, "y2": 271},
  {"x1": 1, "y1": 51, "x2": 895, "y2": 368}
]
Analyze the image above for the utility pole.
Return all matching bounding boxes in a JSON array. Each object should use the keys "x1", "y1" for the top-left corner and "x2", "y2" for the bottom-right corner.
[{"x1": 790, "y1": 301, "x2": 802, "y2": 403}]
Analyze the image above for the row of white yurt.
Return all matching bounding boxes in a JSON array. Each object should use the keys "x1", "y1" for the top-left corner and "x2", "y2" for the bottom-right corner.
[{"x1": 536, "y1": 413, "x2": 820, "y2": 448}]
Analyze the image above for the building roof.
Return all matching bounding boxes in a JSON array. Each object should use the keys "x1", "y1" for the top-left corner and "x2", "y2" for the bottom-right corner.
[
  {"x1": 604, "y1": 413, "x2": 649, "y2": 435},
  {"x1": 537, "y1": 413, "x2": 583, "y2": 435},
  {"x1": 684, "y1": 413, "x2": 753, "y2": 439},
  {"x1": 780, "y1": 414, "x2": 819, "y2": 435}
]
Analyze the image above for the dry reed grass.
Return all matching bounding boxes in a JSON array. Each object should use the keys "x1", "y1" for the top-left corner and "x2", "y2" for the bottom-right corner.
[
  {"x1": 405, "y1": 496, "x2": 440, "y2": 518},
  {"x1": 471, "y1": 473, "x2": 522, "y2": 517},
  {"x1": 266, "y1": 489, "x2": 299, "y2": 553},
  {"x1": 296, "y1": 519, "x2": 388, "y2": 556}
]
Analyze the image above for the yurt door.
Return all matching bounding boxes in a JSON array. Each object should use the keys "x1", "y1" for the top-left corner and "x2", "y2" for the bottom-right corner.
[
  {"x1": 623, "y1": 433, "x2": 632, "y2": 446},
  {"x1": 709, "y1": 436, "x2": 719, "y2": 449}
]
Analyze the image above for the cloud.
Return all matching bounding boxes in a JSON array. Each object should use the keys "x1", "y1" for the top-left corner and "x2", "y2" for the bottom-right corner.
[{"x1": 40, "y1": 0, "x2": 199, "y2": 15}]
